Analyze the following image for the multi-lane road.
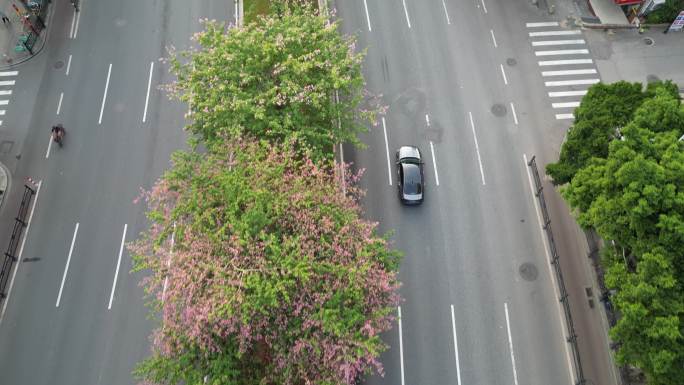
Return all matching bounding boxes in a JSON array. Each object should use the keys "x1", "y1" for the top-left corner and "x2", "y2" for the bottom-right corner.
[
  {"x1": 0, "y1": 1, "x2": 234, "y2": 384},
  {"x1": 336, "y1": 1, "x2": 611, "y2": 385},
  {"x1": 0, "y1": 0, "x2": 614, "y2": 384}
]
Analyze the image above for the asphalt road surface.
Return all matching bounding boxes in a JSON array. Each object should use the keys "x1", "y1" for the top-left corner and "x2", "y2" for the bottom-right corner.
[
  {"x1": 335, "y1": 1, "x2": 594, "y2": 384},
  {"x1": 0, "y1": 1, "x2": 234, "y2": 384},
  {"x1": 0, "y1": 0, "x2": 614, "y2": 384}
]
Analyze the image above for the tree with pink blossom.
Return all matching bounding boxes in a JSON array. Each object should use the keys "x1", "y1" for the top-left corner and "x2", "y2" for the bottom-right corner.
[{"x1": 131, "y1": 138, "x2": 401, "y2": 385}]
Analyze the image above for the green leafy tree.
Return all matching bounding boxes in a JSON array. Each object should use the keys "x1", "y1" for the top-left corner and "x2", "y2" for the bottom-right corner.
[
  {"x1": 546, "y1": 81, "x2": 647, "y2": 184},
  {"x1": 169, "y1": 10, "x2": 379, "y2": 160},
  {"x1": 560, "y1": 85, "x2": 684, "y2": 384},
  {"x1": 131, "y1": 139, "x2": 401, "y2": 385},
  {"x1": 604, "y1": 247, "x2": 684, "y2": 385}
]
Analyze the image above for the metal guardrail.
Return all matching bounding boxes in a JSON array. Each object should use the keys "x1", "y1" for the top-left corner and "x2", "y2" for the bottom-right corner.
[
  {"x1": 527, "y1": 155, "x2": 586, "y2": 385},
  {"x1": 0, "y1": 184, "x2": 36, "y2": 303}
]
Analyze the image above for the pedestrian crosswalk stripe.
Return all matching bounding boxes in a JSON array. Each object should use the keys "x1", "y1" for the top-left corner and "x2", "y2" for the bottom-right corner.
[
  {"x1": 538, "y1": 59, "x2": 593, "y2": 66},
  {"x1": 0, "y1": 90, "x2": 11, "y2": 96},
  {"x1": 535, "y1": 49, "x2": 589, "y2": 56},
  {"x1": 532, "y1": 39, "x2": 586, "y2": 46},
  {"x1": 542, "y1": 69, "x2": 597, "y2": 77},
  {"x1": 526, "y1": 22, "x2": 560, "y2": 28},
  {"x1": 0, "y1": 80, "x2": 16, "y2": 86},
  {"x1": 552, "y1": 101, "x2": 581, "y2": 108},
  {"x1": 548, "y1": 90, "x2": 588, "y2": 97},
  {"x1": 545, "y1": 79, "x2": 600, "y2": 87},
  {"x1": 0, "y1": 110, "x2": 5, "y2": 115},
  {"x1": 0, "y1": 100, "x2": 8, "y2": 106},
  {"x1": 556, "y1": 113, "x2": 575, "y2": 120},
  {"x1": 0, "y1": 71, "x2": 18, "y2": 77},
  {"x1": 529, "y1": 30, "x2": 582, "y2": 37}
]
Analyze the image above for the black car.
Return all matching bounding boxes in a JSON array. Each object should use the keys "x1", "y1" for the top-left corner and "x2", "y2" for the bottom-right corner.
[{"x1": 396, "y1": 146, "x2": 424, "y2": 205}]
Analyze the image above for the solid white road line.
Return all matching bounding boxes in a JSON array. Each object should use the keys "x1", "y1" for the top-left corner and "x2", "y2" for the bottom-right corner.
[
  {"x1": 398, "y1": 306, "x2": 406, "y2": 385},
  {"x1": 532, "y1": 39, "x2": 586, "y2": 46},
  {"x1": 538, "y1": 58, "x2": 593, "y2": 66},
  {"x1": 0, "y1": 71, "x2": 18, "y2": 76},
  {"x1": 504, "y1": 303, "x2": 520, "y2": 385},
  {"x1": 45, "y1": 134, "x2": 53, "y2": 158},
  {"x1": 382, "y1": 117, "x2": 392, "y2": 186},
  {"x1": 0, "y1": 100, "x2": 8, "y2": 105},
  {"x1": 0, "y1": 90, "x2": 11, "y2": 96},
  {"x1": 556, "y1": 113, "x2": 575, "y2": 120},
  {"x1": 70, "y1": 9, "x2": 76, "y2": 38},
  {"x1": 542, "y1": 68, "x2": 597, "y2": 77},
  {"x1": 510, "y1": 102, "x2": 519, "y2": 125},
  {"x1": 108, "y1": 224, "x2": 128, "y2": 310},
  {"x1": 450, "y1": 305, "x2": 463, "y2": 385},
  {"x1": 548, "y1": 90, "x2": 588, "y2": 97},
  {"x1": 0, "y1": 80, "x2": 16, "y2": 86},
  {"x1": 442, "y1": 0, "x2": 451, "y2": 24},
  {"x1": 363, "y1": 0, "x2": 372, "y2": 31},
  {"x1": 56, "y1": 223, "x2": 79, "y2": 307},
  {"x1": 535, "y1": 49, "x2": 589, "y2": 56},
  {"x1": 73, "y1": 7, "x2": 82, "y2": 39},
  {"x1": 98, "y1": 63, "x2": 112, "y2": 125},
  {"x1": 526, "y1": 21, "x2": 559, "y2": 27},
  {"x1": 0, "y1": 180, "x2": 41, "y2": 324},
  {"x1": 523, "y1": 153, "x2": 577, "y2": 384},
  {"x1": 490, "y1": 29, "x2": 498, "y2": 47},
  {"x1": 66, "y1": 54, "x2": 72, "y2": 76},
  {"x1": 468, "y1": 112, "x2": 486, "y2": 186},
  {"x1": 56, "y1": 92, "x2": 63, "y2": 115},
  {"x1": 529, "y1": 30, "x2": 581, "y2": 37},
  {"x1": 500, "y1": 64, "x2": 508, "y2": 85},
  {"x1": 425, "y1": 113, "x2": 430, "y2": 127},
  {"x1": 480, "y1": 0, "x2": 488, "y2": 13},
  {"x1": 402, "y1": 0, "x2": 411, "y2": 28},
  {"x1": 545, "y1": 78, "x2": 600, "y2": 87},
  {"x1": 143, "y1": 61, "x2": 154, "y2": 123},
  {"x1": 552, "y1": 101, "x2": 581, "y2": 108},
  {"x1": 430, "y1": 141, "x2": 440, "y2": 186}
]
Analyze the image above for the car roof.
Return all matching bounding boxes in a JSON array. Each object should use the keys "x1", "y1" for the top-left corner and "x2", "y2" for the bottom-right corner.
[
  {"x1": 398, "y1": 146, "x2": 421, "y2": 161},
  {"x1": 401, "y1": 163, "x2": 422, "y2": 194}
]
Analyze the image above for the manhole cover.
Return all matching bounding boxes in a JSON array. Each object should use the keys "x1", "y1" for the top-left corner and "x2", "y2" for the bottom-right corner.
[
  {"x1": 506, "y1": 58, "x2": 517, "y2": 66},
  {"x1": 519, "y1": 262, "x2": 538, "y2": 281},
  {"x1": 643, "y1": 37, "x2": 654, "y2": 46},
  {"x1": 54, "y1": 60, "x2": 64, "y2": 69},
  {"x1": 491, "y1": 103, "x2": 507, "y2": 117}
]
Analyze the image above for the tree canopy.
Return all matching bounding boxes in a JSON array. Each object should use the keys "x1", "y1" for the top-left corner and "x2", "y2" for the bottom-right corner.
[
  {"x1": 546, "y1": 81, "x2": 648, "y2": 185},
  {"x1": 558, "y1": 82, "x2": 684, "y2": 384},
  {"x1": 132, "y1": 139, "x2": 401, "y2": 385},
  {"x1": 169, "y1": 9, "x2": 377, "y2": 161}
]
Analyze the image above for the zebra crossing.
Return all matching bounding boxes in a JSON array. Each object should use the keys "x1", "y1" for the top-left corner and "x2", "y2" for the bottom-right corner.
[
  {"x1": 526, "y1": 22, "x2": 600, "y2": 121},
  {"x1": 0, "y1": 70, "x2": 18, "y2": 126}
]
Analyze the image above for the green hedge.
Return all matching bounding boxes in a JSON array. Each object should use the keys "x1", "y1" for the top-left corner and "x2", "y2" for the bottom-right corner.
[{"x1": 645, "y1": 0, "x2": 684, "y2": 24}]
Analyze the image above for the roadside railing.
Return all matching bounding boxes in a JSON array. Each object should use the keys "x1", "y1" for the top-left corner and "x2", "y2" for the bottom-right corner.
[
  {"x1": 527, "y1": 155, "x2": 586, "y2": 385},
  {"x1": 0, "y1": 184, "x2": 36, "y2": 303}
]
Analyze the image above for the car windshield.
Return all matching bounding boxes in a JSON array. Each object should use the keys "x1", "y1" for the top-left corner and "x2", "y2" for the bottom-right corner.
[{"x1": 402, "y1": 164, "x2": 422, "y2": 195}]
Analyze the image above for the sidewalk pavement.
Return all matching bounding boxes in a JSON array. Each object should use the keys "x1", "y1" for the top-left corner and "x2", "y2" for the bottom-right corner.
[
  {"x1": 0, "y1": 0, "x2": 50, "y2": 68},
  {"x1": 588, "y1": 0, "x2": 630, "y2": 25}
]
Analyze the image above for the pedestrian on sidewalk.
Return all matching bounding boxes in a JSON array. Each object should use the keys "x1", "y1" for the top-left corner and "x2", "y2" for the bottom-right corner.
[{"x1": 0, "y1": 11, "x2": 10, "y2": 25}]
